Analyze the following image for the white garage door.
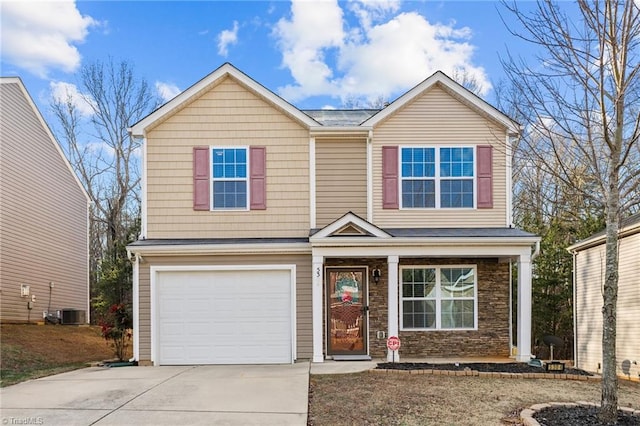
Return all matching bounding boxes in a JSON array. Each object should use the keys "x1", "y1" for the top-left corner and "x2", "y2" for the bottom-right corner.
[{"x1": 155, "y1": 268, "x2": 293, "y2": 365}]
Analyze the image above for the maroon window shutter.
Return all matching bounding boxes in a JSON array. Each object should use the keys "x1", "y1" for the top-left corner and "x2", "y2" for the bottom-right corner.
[
  {"x1": 477, "y1": 145, "x2": 493, "y2": 209},
  {"x1": 193, "y1": 147, "x2": 210, "y2": 211},
  {"x1": 250, "y1": 146, "x2": 266, "y2": 210},
  {"x1": 382, "y1": 146, "x2": 399, "y2": 209}
]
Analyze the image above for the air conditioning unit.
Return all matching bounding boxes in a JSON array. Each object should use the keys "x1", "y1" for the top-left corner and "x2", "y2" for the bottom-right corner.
[{"x1": 60, "y1": 309, "x2": 86, "y2": 325}]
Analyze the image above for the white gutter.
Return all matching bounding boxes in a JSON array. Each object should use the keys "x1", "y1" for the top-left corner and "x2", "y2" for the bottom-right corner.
[
  {"x1": 531, "y1": 239, "x2": 540, "y2": 260},
  {"x1": 310, "y1": 236, "x2": 541, "y2": 248}
]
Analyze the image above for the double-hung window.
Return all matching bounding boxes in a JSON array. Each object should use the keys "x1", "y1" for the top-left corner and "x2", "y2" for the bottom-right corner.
[
  {"x1": 400, "y1": 147, "x2": 474, "y2": 208},
  {"x1": 401, "y1": 266, "x2": 477, "y2": 330},
  {"x1": 212, "y1": 147, "x2": 248, "y2": 209}
]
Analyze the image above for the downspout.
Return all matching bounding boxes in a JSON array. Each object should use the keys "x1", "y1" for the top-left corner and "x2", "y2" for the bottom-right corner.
[
  {"x1": 531, "y1": 240, "x2": 540, "y2": 261},
  {"x1": 127, "y1": 248, "x2": 140, "y2": 362}
]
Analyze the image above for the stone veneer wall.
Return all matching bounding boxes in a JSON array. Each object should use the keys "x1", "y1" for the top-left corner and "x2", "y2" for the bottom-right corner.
[{"x1": 325, "y1": 257, "x2": 511, "y2": 359}]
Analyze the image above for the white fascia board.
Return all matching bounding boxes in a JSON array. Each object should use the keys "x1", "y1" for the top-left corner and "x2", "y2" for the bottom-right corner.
[
  {"x1": 130, "y1": 63, "x2": 317, "y2": 136},
  {"x1": 311, "y1": 235, "x2": 539, "y2": 247},
  {"x1": 128, "y1": 242, "x2": 311, "y2": 256},
  {"x1": 312, "y1": 243, "x2": 534, "y2": 259},
  {"x1": 362, "y1": 71, "x2": 519, "y2": 134},
  {"x1": 567, "y1": 220, "x2": 640, "y2": 252}
]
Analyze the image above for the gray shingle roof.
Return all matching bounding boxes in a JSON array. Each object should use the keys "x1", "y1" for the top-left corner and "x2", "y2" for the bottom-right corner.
[
  {"x1": 384, "y1": 228, "x2": 536, "y2": 238},
  {"x1": 130, "y1": 229, "x2": 537, "y2": 248}
]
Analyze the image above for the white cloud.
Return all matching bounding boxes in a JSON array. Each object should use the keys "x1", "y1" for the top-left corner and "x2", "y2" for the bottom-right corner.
[
  {"x1": 49, "y1": 81, "x2": 95, "y2": 117},
  {"x1": 1, "y1": 1, "x2": 97, "y2": 77},
  {"x1": 274, "y1": 0, "x2": 345, "y2": 100},
  {"x1": 273, "y1": 1, "x2": 491, "y2": 104},
  {"x1": 155, "y1": 81, "x2": 181, "y2": 102},
  {"x1": 217, "y1": 21, "x2": 239, "y2": 57},
  {"x1": 348, "y1": 0, "x2": 400, "y2": 29}
]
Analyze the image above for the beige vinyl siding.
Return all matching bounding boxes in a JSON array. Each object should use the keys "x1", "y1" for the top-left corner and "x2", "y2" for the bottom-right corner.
[
  {"x1": 0, "y1": 81, "x2": 88, "y2": 322},
  {"x1": 575, "y1": 232, "x2": 639, "y2": 379},
  {"x1": 137, "y1": 253, "x2": 312, "y2": 361},
  {"x1": 145, "y1": 77, "x2": 310, "y2": 239},
  {"x1": 372, "y1": 84, "x2": 508, "y2": 228},
  {"x1": 315, "y1": 138, "x2": 367, "y2": 227}
]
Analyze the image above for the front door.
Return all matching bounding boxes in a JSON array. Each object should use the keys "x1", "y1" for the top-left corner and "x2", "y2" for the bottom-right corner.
[{"x1": 326, "y1": 268, "x2": 367, "y2": 355}]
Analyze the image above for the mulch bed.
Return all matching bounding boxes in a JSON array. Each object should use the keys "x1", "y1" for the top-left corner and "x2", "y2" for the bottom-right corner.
[
  {"x1": 533, "y1": 405, "x2": 639, "y2": 426},
  {"x1": 376, "y1": 362, "x2": 593, "y2": 376}
]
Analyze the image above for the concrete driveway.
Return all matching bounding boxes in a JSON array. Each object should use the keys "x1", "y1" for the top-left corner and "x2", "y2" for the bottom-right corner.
[{"x1": 0, "y1": 362, "x2": 309, "y2": 425}]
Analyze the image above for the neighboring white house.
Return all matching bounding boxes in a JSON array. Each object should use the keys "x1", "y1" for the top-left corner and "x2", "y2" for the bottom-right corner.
[{"x1": 569, "y1": 213, "x2": 640, "y2": 381}]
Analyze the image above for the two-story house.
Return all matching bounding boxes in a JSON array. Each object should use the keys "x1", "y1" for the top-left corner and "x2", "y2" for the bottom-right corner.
[{"x1": 127, "y1": 63, "x2": 539, "y2": 366}]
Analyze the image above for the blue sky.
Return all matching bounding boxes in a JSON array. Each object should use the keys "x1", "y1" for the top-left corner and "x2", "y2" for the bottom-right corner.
[{"x1": 1, "y1": 0, "x2": 538, "y2": 123}]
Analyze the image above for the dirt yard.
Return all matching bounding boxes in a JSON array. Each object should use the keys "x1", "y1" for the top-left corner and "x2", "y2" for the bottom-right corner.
[
  {"x1": 1, "y1": 324, "x2": 128, "y2": 386},
  {"x1": 308, "y1": 372, "x2": 640, "y2": 425}
]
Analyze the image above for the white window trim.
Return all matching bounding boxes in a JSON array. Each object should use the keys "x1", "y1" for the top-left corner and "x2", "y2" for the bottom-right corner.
[
  {"x1": 399, "y1": 145, "x2": 477, "y2": 210},
  {"x1": 210, "y1": 146, "x2": 250, "y2": 211},
  {"x1": 399, "y1": 264, "x2": 478, "y2": 331}
]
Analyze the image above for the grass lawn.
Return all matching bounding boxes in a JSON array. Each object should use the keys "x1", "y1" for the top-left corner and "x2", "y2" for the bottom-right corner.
[
  {"x1": 308, "y1": 372, "x2": 640, "y2": 425},
  {"x1": 0, "y1": 324, "x2": 126, "y2": 387}
]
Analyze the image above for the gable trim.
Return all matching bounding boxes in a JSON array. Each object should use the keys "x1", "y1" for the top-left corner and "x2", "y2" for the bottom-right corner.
[
  {"x1": 310, "y1": 212, "x2": 392, "y2": 240},
  {"x1": 129, "y1": 63, "x2": 318, "y2": 136},
  {"x1": 0, "y1": 78, "x2": 91, "y2": 203},
  {"x1": 361, "y1": 71, "x2": 520, "y2": 134}
]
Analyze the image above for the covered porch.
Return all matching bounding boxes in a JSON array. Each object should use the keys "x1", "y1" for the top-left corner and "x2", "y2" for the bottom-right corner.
[{"x1": 309, "y1": 213, "x2": 539, "y2": 363}]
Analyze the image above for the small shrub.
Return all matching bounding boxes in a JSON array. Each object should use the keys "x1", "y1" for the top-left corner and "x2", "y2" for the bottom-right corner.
[{"x1": 99, "y1": 303, "x2": 132, "y2": 361}]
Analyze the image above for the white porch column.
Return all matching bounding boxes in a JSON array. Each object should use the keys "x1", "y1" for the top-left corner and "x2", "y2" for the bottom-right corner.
[
  {"x1": 312, "y1": 255, "x2": 324, "y2": 362},
  {"x1": 516, "y1": 254, "x2": 532, "y2": 362},
  {"x1": 387, "y1": 255, "x2": 399, "y2": 362}
]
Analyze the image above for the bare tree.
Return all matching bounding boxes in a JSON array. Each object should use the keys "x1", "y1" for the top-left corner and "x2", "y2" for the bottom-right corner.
[
  {"x1": 52, "y1": 58, "x2": 158, "y2": 313},
  {"x1": 500, "y1": 1, "x2": 640, "y2": 421},
  {"x1": 451, "y1": 68, "x2": 485, "y2": 96}
]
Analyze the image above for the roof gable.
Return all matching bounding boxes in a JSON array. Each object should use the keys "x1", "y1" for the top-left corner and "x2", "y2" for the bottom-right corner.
[
  {"x1": 310, "y1": 212, "x2": 391, "y2": 240},
  {"x1": 130, "y1": 63, "x2": 318, "y2": 136},
  {"x1": 362, "y1": 71, "x2": 519, "y2": 134},
  {"x1": 0, "y1": 77, "x2": 90, "y2": 202}
]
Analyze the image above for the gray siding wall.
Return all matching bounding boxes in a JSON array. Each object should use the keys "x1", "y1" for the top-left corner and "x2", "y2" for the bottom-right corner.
[
  {"x1": 575, "y1": 231, "x2": 640, "y2": 380},
  {"x1": 137, "y1": 253, "x2": 312, "y2": 362},
  {"x1": 0, "y1": 80, "x2": 88, "y2": 322}
]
